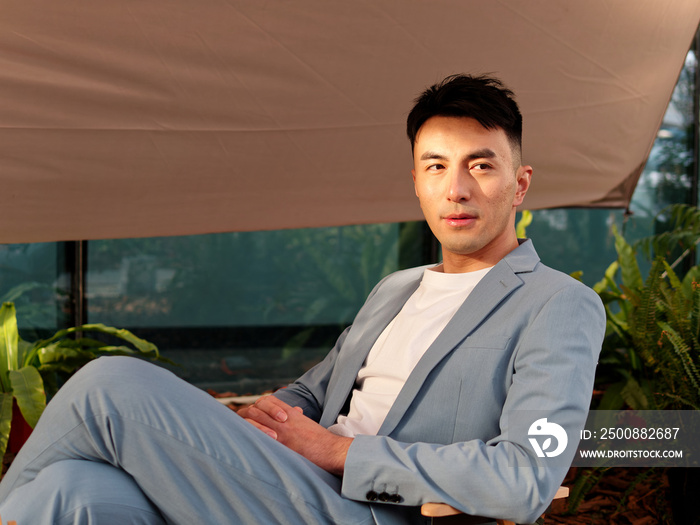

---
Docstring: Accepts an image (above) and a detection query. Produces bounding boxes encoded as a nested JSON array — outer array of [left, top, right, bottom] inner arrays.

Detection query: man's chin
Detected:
[[439, 243, 482, 258]]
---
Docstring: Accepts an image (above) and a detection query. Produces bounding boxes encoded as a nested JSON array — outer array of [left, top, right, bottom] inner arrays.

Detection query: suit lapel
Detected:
[[318, 267, 425, 427], [377, 241, 539, 436]]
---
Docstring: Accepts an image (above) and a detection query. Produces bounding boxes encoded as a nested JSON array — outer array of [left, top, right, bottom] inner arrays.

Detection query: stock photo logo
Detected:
[[528, 418, 568, 458]]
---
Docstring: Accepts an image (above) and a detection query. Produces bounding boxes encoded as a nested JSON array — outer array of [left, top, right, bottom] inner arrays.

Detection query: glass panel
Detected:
[[0, 242, 70, 340], [86, 221, 430, 393], [519, 208, 624, 287]]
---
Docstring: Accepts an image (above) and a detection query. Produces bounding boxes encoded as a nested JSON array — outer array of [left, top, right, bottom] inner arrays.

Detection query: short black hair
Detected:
[[406, 74, 523, 159]]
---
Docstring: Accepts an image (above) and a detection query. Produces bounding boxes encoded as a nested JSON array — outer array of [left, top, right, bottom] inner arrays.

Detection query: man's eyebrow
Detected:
[[419, 151, 448, 161], [465, 148, 497, 161], [418, 148, 498, 162]]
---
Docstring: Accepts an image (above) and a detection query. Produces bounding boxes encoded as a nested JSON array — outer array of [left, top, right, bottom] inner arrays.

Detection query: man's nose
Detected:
[[447, 169, 471, 202]]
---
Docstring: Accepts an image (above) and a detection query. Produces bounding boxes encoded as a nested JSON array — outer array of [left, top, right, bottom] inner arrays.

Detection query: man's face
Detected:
[[412, 116, 532, 272]]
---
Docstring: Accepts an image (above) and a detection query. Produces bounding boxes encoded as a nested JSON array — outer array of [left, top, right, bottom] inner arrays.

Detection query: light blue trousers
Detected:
[[0, 356, 378, 525]]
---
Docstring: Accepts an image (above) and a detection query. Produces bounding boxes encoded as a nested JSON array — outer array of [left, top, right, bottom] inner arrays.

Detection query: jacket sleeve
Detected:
[[340, 283, 605, 524]]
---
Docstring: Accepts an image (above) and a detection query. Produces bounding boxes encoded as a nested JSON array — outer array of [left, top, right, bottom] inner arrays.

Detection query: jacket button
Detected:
[[378, 492, 390, 502], [390, 494, 403, 503], [365, 491, 378, 502]]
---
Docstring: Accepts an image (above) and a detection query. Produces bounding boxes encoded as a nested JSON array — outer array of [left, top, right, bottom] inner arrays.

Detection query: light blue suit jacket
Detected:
[[275, 240, 605, 524]]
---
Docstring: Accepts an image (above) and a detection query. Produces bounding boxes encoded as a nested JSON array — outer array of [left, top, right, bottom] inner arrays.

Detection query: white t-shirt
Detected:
[[328, 265, 492, 437]]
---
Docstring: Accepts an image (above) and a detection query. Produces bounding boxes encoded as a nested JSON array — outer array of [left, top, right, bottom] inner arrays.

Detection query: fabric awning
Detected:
[[1, 0, 699, 243]]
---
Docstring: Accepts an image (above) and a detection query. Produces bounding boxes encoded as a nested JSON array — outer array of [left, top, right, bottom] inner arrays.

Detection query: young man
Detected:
[[0, 75, 605, 524]]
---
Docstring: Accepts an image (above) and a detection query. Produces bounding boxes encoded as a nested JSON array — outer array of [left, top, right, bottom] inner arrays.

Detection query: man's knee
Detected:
[[43, 356, 162, 421], [61, 356, 160, 395], [79, 355, 155, 378]]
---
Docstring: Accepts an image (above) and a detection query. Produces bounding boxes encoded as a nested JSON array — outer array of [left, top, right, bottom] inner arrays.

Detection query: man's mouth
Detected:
[[443, 213, 477, 227]]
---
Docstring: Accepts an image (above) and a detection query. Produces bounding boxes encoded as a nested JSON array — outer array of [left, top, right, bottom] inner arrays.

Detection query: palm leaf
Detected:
[[9, 367, 46, 428], [0, 303, 19, 392], [593, 261, 620, 295], [36, 343, 97, 370], [0, 392, 13, 459]]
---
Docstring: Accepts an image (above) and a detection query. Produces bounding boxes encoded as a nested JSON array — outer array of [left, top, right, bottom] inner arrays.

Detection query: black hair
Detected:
[[406, 74, 522, 157]]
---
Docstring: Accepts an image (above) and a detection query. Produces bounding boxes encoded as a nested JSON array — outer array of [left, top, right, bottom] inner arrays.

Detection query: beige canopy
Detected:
[[1, 1, 699, 243]]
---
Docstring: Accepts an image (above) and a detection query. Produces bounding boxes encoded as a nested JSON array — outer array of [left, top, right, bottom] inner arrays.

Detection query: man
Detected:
[[0, 74, 605, 524]]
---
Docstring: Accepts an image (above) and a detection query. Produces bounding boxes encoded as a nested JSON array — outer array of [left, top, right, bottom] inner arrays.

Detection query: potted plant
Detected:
[[0, 301, 170, 466]]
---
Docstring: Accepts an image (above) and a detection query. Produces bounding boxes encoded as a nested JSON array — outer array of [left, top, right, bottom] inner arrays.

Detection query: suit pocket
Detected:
[[450, 336, 513, 442], [386, 337, 512, 444]]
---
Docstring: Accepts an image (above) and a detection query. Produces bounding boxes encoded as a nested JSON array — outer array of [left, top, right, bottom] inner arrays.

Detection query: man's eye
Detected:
[[471, 163, 491, 171], [427, 164, 445, 171]]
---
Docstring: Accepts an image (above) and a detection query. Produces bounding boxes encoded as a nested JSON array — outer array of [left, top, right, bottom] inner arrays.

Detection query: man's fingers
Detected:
[[236, 405, 251, 418], [243, 417, 278, 440], [253, 396, 291, 422], [237, 396, 301, 440], [245, 405, 280, 427]]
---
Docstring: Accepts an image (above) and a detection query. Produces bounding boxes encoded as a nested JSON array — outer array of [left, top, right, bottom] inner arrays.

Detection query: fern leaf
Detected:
[[663, 260, 683, 290], [635, 204, 700, 261], [620, 377, 649, 410], [657, 392, 700, 410], [629, 261, 663, 364], [659, 322, 700, 400]]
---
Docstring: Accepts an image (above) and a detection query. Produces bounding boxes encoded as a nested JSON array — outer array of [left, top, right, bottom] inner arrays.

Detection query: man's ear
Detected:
[[412, 168, 418, 197], [514, 165, 533, 207]]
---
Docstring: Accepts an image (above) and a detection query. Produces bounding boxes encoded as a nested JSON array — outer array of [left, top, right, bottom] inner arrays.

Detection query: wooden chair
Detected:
[[421, 486, 569, 525]]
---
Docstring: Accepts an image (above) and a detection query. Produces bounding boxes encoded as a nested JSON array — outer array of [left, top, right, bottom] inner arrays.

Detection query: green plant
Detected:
[[516, 209, 532, 238], [0, 301, 170, 464], [568, 206, 700, 520], [594, 222, 700, 410], [636, 204, 700, 270]]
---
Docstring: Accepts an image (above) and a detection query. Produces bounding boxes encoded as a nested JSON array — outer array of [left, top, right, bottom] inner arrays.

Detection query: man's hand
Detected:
[[238, 396, 352, 476]]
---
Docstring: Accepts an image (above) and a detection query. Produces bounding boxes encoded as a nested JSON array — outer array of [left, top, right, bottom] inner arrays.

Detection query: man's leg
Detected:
[[0, 460, 166, 525], [0, 356, 375, 525]]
